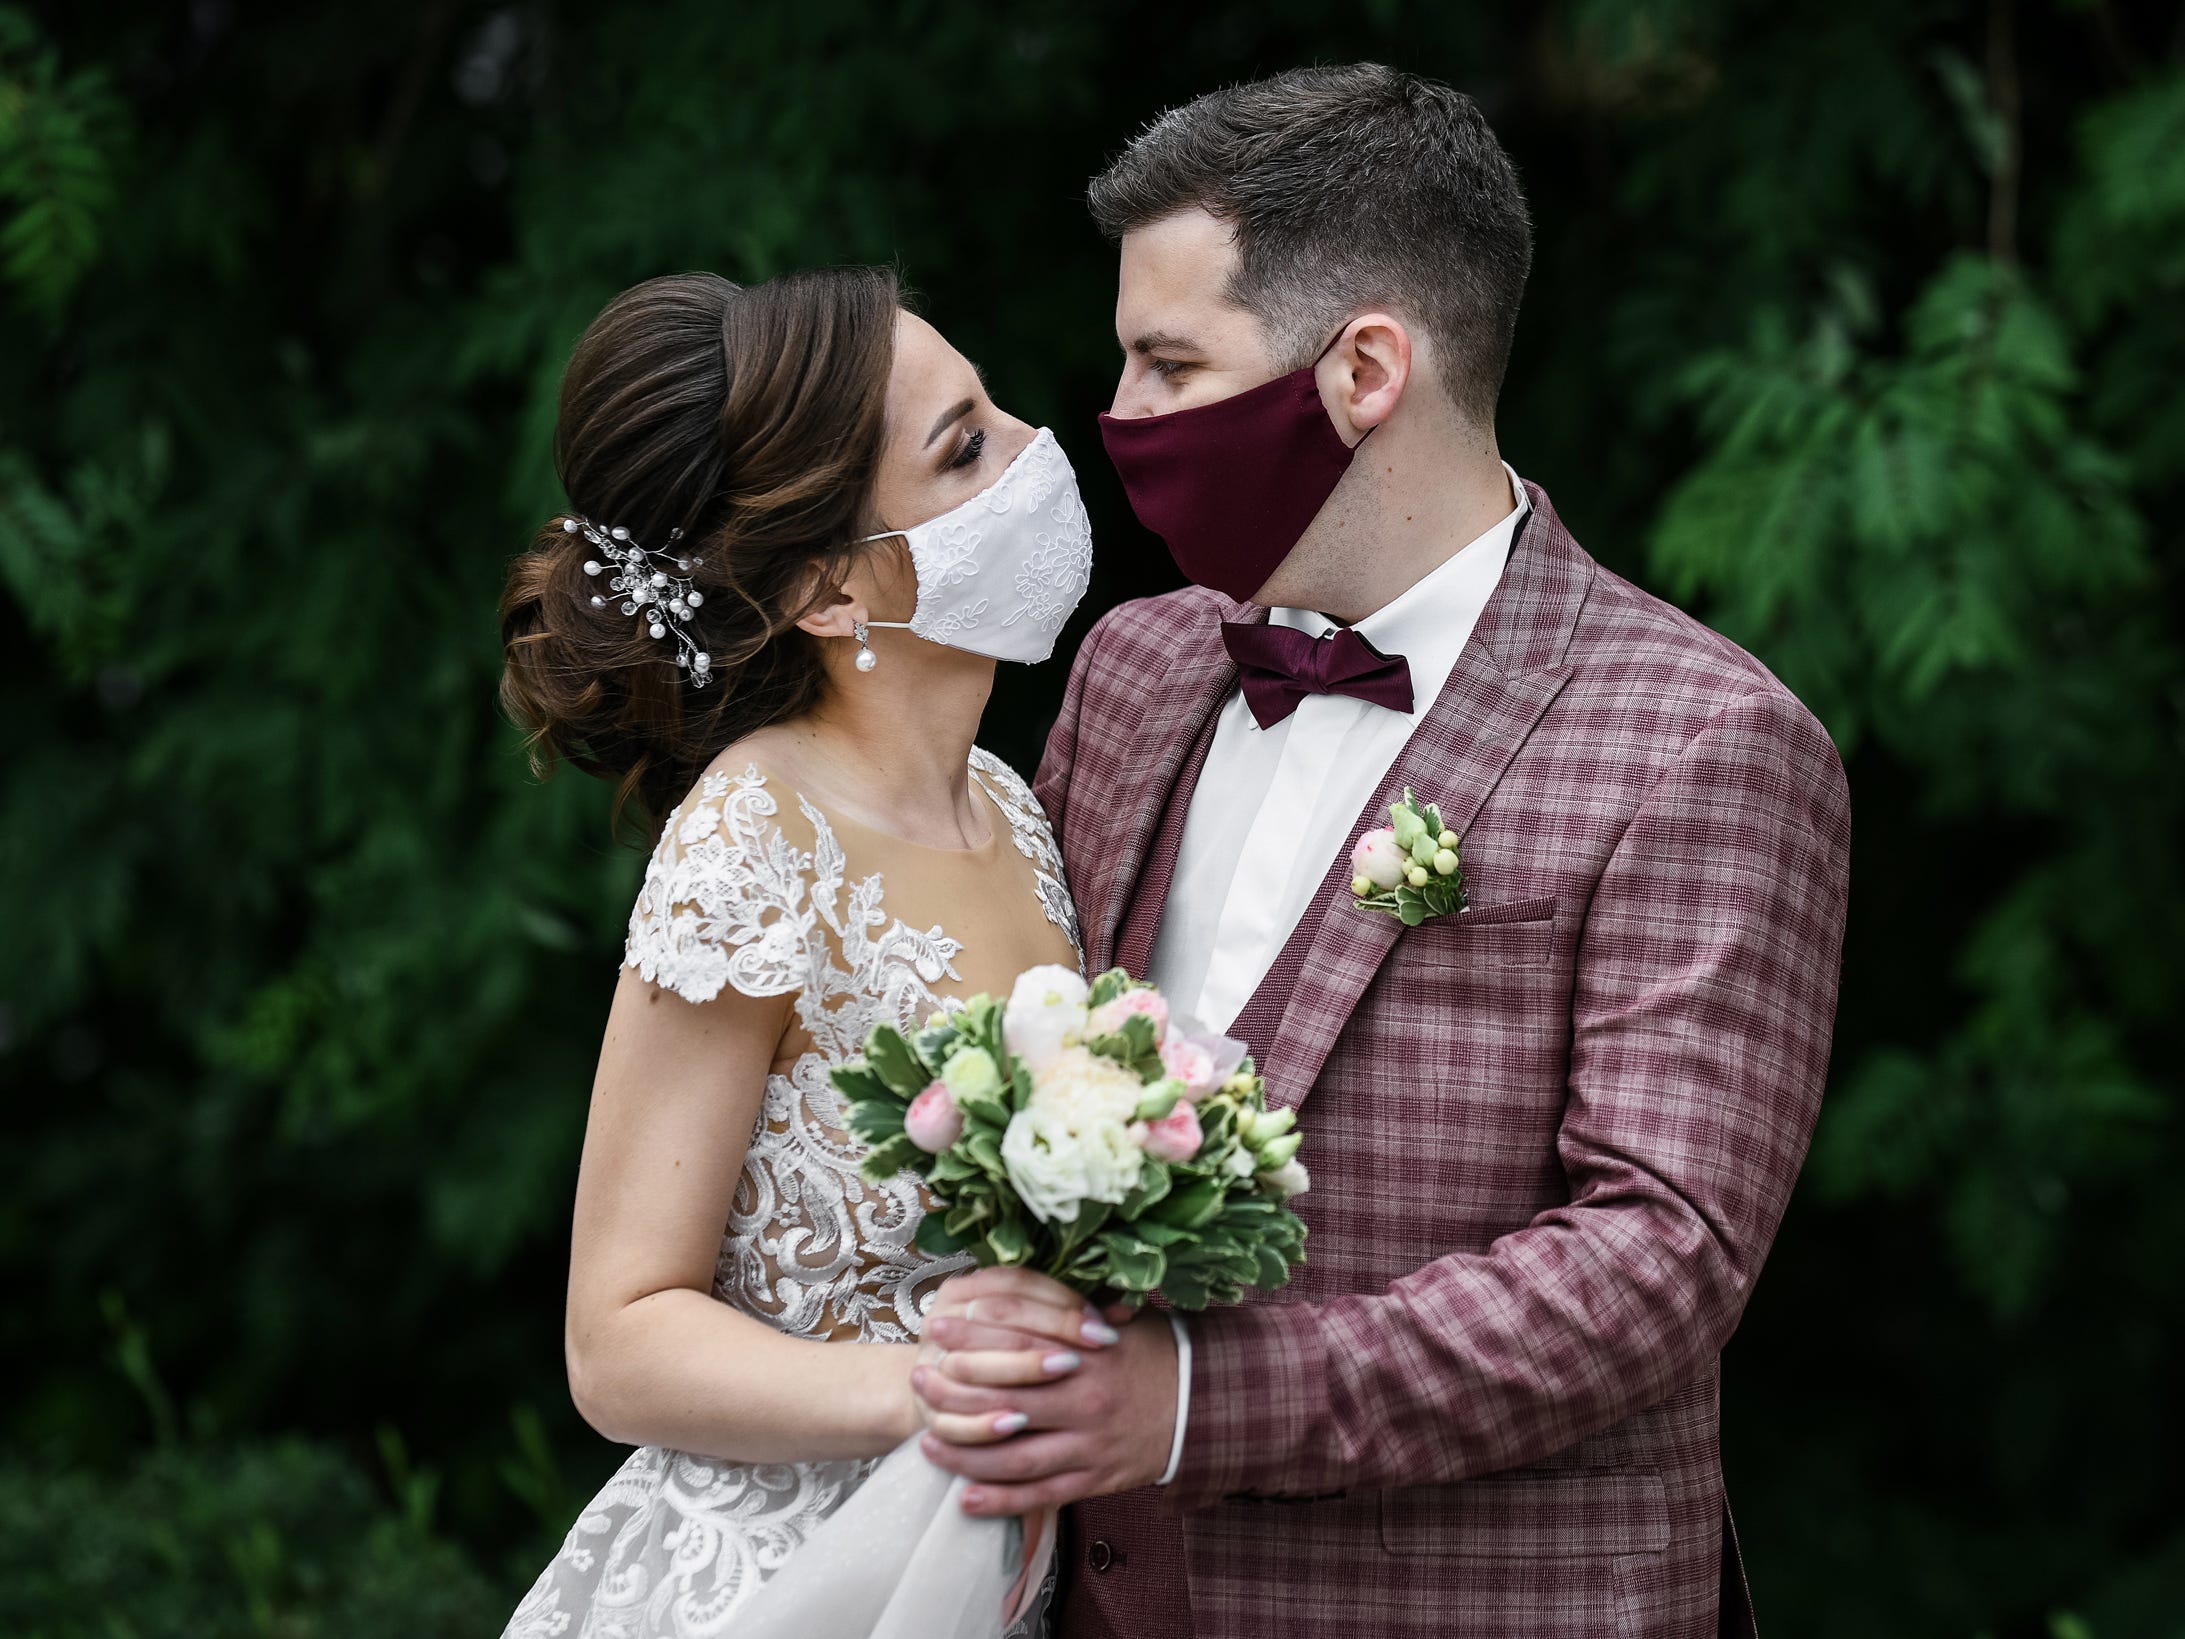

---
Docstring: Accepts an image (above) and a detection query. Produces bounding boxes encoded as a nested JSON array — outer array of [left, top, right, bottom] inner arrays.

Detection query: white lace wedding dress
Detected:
[[501, 748, 1079, 1639]]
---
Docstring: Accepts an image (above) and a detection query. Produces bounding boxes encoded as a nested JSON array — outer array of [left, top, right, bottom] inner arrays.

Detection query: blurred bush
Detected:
[[0, 1438, 506, 1637]]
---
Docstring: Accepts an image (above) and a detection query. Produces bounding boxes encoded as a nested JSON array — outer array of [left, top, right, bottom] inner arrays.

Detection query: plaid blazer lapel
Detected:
[[1084, 598, 1263, 973], [1261, 490, 1590, 1111]]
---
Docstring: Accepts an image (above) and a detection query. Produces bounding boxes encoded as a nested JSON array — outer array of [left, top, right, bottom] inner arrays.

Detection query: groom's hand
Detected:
[[913, 1299, 1177, 1517]]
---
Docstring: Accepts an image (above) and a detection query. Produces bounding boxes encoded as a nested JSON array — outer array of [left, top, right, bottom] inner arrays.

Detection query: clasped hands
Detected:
[[911, 1266, 1178, 1518]]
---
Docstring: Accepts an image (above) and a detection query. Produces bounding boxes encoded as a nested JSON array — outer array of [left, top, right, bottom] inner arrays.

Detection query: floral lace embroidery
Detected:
[[907, 429, 1092, 651], [970, 746, 1081, 966], [503, 752, 1073, 1639]]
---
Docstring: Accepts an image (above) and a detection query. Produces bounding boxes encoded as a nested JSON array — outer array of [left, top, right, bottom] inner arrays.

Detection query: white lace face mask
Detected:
[[858, 426, 1093, 665]]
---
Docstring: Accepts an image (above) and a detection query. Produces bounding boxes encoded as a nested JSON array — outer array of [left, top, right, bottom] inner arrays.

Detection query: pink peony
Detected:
[[1132, 1101, 1204, 1164], [905, 1081, 965, 1153], [1351, 826, 1408, 890], [1087, 987, 1169, 1045], [1158, 1035, 1218, 1100]]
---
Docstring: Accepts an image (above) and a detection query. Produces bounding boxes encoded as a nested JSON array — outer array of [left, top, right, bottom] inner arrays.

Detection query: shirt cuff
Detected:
[[1157, 1311, 1192, 1486]]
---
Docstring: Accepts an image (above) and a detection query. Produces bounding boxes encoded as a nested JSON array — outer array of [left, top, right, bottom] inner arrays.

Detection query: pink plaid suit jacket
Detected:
[[1033, 483, 1851, 1638]]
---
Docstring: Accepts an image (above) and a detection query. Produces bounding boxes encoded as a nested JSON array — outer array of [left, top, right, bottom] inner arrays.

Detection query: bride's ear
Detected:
[[795, 581, 866, 641], [791, 550, 871, 640], [795, 535, 915, 638]]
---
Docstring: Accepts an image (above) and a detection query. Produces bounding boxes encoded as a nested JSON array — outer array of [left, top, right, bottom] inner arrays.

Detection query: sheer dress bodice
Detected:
[[502, 747, 1079, 1639]]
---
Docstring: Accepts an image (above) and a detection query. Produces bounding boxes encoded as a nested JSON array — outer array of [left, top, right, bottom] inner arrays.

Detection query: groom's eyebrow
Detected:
[[924, 398, 975, 448], [1129, 329, 1198, 356]]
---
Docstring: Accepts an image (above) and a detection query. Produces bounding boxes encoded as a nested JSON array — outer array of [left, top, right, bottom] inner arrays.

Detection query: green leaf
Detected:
[[843, 1097, 905, 1144], [1096, 1233, 1166, 1292], [1160, 1268, 1211, 1310], [829, 1063, 893, 1105], [1053, 1200, 1111, 1261], [1154, 1178, 1226, 1230], [1391, 798, 1428, 850], [985, 1217, 1033, 1266], [929, 1150, 981, 1184], [1133, 1083, 1180, 1122], [944, 1200, 992, 1238], [914, 1020, 961, 1066], [1087, 968, 1134, 1008], [964, 1127, 1006, 1177], [1118, 1159, 1173, 1217], [865, 1028, 930, 1098], [916, 1212, 974, 1258], [857, 1134, 922, 1182]]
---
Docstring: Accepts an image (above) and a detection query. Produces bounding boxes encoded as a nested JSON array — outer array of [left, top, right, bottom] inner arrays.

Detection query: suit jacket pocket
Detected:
[[1378, 1466, 1668, 1559], [1411, 893, 1561, 970]]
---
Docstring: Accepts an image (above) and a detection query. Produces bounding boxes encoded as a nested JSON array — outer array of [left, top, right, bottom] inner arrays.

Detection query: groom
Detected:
[[919, 63, 1850, 1638]]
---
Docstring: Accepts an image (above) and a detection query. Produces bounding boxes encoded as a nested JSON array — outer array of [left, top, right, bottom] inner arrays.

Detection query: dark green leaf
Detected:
[[865, 1028, 931, 1098], [985, 1217, 1033, 1266], [916, 1212, 974, 1258]]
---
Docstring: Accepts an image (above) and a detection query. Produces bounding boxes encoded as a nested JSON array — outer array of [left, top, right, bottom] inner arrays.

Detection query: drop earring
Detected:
[[853, 621, 878, 672]]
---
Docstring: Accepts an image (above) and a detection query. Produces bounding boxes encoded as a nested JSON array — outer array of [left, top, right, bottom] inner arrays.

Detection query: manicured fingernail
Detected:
[[921, 1433, 942, 1458], [1042, 1350, 1082, 1374], [963, 1487, 986, 1512], [1081, 1319, 1121, 1345], [993, 1411, 1029, 1435], [911, 1366, 929, 1392]]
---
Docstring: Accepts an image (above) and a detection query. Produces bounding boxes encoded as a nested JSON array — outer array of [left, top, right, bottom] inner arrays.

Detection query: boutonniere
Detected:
[[1350, 789, 1467, 926]]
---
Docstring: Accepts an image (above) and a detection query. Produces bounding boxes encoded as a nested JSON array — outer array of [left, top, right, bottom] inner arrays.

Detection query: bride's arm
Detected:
[[564, 967, 910, 1461], [563, 967, 1096, 1463]]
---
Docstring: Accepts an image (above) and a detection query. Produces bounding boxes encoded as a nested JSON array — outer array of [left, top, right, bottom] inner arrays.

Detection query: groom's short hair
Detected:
[[1088, 63, 1532, 424]]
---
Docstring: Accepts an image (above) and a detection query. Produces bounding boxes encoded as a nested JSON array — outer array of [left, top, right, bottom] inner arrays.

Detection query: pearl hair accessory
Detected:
[[564, 515, 713, 686]]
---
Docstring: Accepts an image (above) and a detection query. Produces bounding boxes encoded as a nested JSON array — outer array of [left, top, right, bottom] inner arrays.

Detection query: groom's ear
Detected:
[[1322, 312, 1412, 436]]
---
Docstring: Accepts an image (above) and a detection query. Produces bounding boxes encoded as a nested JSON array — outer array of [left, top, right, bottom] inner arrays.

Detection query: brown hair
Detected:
[[500, 266, 899, 829], [1088, 64, 1532, 423]]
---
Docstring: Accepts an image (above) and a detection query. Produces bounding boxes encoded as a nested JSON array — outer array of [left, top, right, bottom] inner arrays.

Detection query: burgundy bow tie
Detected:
[[1220, 620, 1415, 729]]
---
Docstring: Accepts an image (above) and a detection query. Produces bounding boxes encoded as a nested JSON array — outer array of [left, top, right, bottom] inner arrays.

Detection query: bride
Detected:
[[495, 265, 1110, 1637]]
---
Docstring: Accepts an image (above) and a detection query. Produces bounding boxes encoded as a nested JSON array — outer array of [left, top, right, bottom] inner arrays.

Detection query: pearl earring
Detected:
[[853, 621, 878, 672]]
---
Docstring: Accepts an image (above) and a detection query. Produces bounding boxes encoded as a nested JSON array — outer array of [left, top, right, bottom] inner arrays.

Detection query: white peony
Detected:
[[1002, 965, 1090, 1071], [1029, 1045, 1146, 1130], [1002, 1105, 1145, 1224]]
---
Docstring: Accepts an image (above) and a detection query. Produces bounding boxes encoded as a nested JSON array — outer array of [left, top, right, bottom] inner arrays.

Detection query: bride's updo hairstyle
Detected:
[[500, 266, 898, 827]]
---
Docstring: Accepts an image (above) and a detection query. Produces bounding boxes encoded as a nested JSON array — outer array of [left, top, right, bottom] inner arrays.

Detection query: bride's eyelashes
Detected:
[[945, 426, 987, 472], [1147, 357, 1195, 382]]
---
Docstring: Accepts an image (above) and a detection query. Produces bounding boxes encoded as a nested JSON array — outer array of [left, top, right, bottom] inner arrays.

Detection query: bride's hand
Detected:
[[913, 1267, 1127, 1446]]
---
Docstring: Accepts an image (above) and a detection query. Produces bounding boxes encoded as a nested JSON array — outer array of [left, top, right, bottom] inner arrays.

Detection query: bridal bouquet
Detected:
[[835, 964, 1310, 1309], [728, 969, 1305, 1639]]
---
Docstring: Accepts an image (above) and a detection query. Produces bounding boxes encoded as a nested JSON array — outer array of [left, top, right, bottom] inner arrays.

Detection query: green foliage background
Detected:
[[2, 2, 2179, 1633]]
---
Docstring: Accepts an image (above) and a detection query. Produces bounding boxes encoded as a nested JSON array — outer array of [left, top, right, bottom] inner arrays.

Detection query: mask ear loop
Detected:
[[847, 527, 918, 665], [1311, 319, 1379, 450]]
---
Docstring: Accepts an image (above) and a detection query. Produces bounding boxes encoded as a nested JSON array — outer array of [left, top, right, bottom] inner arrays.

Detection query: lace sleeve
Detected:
[[970, 746, 1082, 965], [624, 765, 813, 1005]]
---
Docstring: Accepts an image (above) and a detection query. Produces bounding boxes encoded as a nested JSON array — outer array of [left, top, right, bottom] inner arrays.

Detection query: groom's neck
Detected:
[[1283, 413, 1514, 626]]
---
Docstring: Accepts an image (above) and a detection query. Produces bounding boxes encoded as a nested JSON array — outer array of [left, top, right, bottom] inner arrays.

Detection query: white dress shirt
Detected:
[[1149, 461, 1528, 1485], [1149, 463, 1529, 1033]]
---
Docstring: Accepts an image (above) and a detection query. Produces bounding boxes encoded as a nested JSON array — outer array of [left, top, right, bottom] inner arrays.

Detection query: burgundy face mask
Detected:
[[1098, 332, 1366, 604]]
